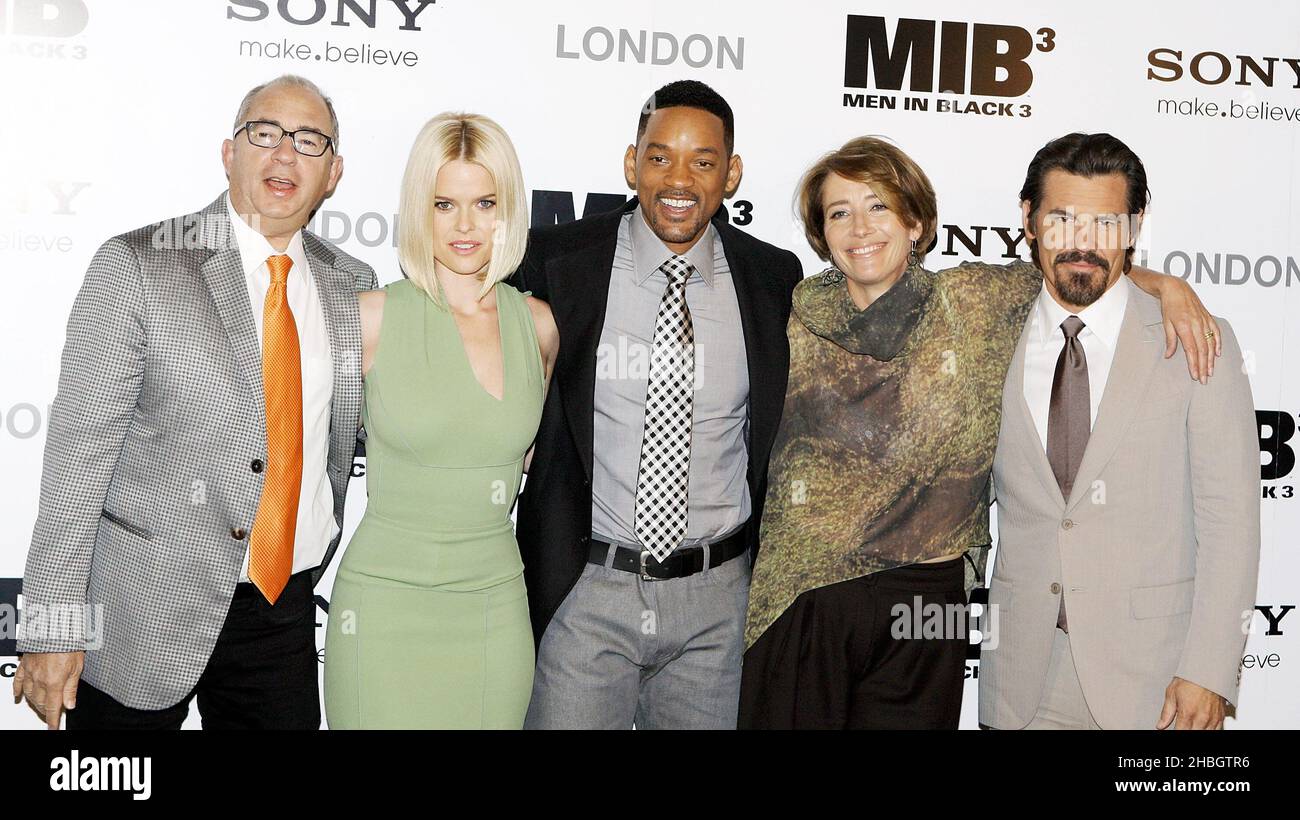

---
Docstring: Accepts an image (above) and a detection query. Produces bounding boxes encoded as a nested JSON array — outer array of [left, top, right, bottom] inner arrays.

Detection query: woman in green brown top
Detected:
[[737, 136, 1218, 729]]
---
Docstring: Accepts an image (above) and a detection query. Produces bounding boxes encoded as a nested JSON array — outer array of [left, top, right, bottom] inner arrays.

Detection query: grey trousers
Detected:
[[524, 545, 751, 729], [1024, 628, 1102, 730]]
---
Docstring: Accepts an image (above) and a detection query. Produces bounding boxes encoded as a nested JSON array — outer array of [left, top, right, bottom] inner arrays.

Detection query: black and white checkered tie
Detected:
[[633, 254, 696, 562]]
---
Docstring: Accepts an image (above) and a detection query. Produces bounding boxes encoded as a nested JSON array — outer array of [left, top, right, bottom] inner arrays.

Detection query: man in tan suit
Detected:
[[979, 132, 1260, 730]]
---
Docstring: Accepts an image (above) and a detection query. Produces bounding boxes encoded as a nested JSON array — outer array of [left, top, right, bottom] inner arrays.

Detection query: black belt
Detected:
[[587, 529, 748, 581]]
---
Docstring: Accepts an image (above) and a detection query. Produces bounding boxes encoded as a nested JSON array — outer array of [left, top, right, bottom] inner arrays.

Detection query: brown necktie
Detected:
[[248, 254, 303, 605], [1047, 315, 1088, 632]]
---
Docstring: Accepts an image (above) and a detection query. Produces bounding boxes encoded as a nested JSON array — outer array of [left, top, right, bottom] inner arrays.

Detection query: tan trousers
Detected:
[[1024, 628, 1103, 730]]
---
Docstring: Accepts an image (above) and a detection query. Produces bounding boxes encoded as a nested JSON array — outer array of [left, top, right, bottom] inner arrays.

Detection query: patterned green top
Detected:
[[744, 259, 1043, 650]]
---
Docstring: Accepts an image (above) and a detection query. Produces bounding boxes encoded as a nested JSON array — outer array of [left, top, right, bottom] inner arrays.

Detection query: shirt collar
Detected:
[[1034, 273, 1130, 350], [224, 191, 309, 284], [629, 203, 716, 288]]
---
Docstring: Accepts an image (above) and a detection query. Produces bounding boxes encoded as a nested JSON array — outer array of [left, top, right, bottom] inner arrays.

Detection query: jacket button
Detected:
[[251, 459, 264, 473], [1061, 519, 1074, 530], [231, 527, 247, 540], [1050, 582, 1061, 594]]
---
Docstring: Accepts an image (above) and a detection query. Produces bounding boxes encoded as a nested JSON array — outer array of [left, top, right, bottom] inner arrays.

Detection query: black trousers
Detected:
[[738, 556, 968, 729], [67, 569, 320, 730]]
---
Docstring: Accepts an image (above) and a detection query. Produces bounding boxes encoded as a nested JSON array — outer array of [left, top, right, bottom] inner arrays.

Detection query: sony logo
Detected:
[[226, 0, 436, 32], [1147, 48, 1300, 88]]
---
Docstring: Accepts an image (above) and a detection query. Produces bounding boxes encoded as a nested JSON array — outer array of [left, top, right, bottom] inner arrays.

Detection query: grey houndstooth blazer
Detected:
[[17, 193, 376, 710]]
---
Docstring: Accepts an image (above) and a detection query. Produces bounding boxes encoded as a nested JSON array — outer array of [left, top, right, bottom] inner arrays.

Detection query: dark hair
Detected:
[[1020, 132, 1150, 269], [636, 80, 734, 154]]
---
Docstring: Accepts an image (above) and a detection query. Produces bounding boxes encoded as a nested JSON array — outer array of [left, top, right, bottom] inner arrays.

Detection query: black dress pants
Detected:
[[739, 556, 968, 729], [66, 569, 320, 730]]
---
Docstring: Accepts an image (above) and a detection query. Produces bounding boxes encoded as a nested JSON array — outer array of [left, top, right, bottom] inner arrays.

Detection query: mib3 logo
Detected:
[[842, 16, 1055, 119], [297, 192, 756, 255], [227, 0, 436, 31], [964, 587, 991, 666], [530, 191, 754, 228], [1258, 410, 1295, 500], [0, 0, 87, 35], [0, 0, 89, 61]]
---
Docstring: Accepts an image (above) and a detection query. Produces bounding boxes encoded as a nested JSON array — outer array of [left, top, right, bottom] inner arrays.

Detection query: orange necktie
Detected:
[[248, 253, 303, 605]]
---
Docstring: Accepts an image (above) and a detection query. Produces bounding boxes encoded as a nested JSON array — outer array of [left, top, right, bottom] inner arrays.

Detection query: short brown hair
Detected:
[[796, 136, 937, 263]]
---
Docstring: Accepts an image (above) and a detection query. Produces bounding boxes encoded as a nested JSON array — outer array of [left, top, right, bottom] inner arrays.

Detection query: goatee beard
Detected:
[[1051, 249, 1111, 307]]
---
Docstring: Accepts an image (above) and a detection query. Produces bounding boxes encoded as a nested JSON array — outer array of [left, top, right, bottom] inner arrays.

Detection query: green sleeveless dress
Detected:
[[324, 278, 544, 729]]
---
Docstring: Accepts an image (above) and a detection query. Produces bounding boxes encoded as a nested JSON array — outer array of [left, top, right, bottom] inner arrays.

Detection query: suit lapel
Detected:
[[1064, 284, 1162, 513], [304, 232, 362, 477], [552, 203, 631, 480], [197, 196, 267, 428], [714, 219, 774, 479], [1006, 306, 1067, 509], [197, 193, 364, 478]]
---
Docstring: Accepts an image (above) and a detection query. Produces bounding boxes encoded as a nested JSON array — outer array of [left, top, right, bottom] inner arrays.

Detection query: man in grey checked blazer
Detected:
[[13, 75, 375, 729]]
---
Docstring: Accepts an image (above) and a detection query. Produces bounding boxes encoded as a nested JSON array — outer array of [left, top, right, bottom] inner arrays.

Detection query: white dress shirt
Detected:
[[1023, 275, 1132, 453], [225, 194, 337, 581]]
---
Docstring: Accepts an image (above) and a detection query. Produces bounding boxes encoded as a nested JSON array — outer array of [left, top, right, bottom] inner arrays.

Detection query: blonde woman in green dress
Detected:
[[324, 113, 558, 728]]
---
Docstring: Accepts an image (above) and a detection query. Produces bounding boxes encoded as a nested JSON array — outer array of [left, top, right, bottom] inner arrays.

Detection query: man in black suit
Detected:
[[511, 80, 802, 729]]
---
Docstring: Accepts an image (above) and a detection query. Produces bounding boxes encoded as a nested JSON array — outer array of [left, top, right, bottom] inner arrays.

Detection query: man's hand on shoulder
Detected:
[[1128, 265, 1221, 384]]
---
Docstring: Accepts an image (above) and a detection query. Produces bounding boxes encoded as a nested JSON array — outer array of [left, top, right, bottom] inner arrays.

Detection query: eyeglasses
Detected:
[[235, 121, 335, 157]]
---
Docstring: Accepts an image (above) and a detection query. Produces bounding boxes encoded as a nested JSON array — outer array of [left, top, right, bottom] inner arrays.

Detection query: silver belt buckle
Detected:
[[639, 549, 664, 581]]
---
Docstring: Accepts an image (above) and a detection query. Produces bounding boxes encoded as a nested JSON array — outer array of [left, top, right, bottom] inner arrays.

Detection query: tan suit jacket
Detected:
[[979, 281, 1260, 729]]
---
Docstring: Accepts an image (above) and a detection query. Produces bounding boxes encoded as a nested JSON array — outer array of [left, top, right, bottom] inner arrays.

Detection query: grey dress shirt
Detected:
[[590, 206, 751, 549]]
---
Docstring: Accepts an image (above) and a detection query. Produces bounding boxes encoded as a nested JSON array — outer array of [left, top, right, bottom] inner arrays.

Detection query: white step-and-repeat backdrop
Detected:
[[1, 0, 1295, 728]]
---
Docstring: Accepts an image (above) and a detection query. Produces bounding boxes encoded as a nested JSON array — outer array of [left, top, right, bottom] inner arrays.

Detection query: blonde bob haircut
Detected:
[[397, 112, 528, 305], [796, 135, 938, 264]]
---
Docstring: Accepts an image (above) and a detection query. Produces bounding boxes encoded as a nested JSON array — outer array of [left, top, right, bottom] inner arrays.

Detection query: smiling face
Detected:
[[430, 159, 497, 280], [221, 83, 342, 250], [623, 105, 742, 254], [821, 173, 921, 308], [1023, 169, 1139, 311]]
